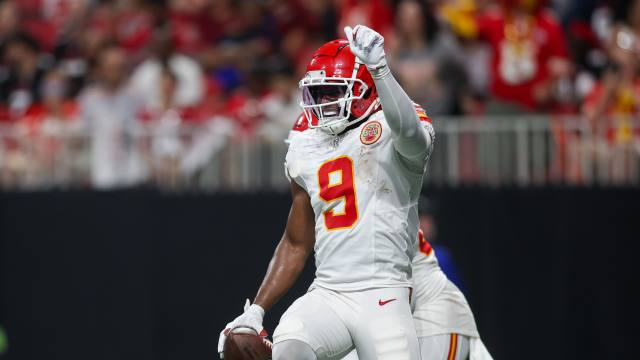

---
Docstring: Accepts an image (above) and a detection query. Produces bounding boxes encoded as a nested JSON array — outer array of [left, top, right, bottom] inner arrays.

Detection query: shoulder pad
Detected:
[[292, 113, 309, 132]]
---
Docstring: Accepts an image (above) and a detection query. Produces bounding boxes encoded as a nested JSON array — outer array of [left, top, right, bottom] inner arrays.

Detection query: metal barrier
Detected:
[[0, 115, 638, 190], [430, 116, 640, 187]]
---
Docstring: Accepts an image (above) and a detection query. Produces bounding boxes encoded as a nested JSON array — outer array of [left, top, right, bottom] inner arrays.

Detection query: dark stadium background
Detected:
[[1, 188, 638, 360], [1, 0, 640, 359]]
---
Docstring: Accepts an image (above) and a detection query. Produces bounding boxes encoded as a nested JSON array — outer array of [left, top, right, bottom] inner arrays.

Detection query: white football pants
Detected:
[[341, 333, 470, 360], [273, 286, 420, 360]]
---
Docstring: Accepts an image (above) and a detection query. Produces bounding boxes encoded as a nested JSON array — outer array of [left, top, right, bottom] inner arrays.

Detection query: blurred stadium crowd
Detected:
[[0, 0, 639, 188]]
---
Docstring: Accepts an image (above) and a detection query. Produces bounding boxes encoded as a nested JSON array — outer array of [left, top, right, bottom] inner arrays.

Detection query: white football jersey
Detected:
[[412, 230, 448, 302], [411, 231, 480, 338], [285, 109, 433, 291]]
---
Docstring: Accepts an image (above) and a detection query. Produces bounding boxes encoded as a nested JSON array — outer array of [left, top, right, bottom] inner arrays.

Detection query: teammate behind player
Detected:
[[410, 205, 488, 359], [218, 25, 434, 359], [339, 200, 493, 360], [401, 206, 494, 360]]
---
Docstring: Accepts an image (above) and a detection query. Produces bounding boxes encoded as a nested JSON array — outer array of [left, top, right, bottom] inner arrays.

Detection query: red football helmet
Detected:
[[299, 39, 379, 135]]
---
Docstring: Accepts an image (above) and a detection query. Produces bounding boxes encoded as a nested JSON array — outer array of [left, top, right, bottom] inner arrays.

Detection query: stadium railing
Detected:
[[0, 115, 638, 190]]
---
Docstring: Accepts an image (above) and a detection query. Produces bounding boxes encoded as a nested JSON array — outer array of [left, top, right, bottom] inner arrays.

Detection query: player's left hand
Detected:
[[217, 299, 267, 358], [344, 24, 387, 71]]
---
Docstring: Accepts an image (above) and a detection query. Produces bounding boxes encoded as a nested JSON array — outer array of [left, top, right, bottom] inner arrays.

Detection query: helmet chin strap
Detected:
[[323, 98, 380, 136]]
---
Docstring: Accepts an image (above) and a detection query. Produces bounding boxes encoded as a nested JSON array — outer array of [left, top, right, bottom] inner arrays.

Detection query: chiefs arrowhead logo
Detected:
[[360, 121, 382, 145]]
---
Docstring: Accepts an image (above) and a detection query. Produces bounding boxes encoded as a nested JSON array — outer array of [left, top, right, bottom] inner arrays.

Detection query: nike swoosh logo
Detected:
[[378, 298, 397, 306]]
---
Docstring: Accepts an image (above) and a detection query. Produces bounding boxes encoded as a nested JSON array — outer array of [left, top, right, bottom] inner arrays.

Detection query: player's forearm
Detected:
[[253, 237, 310, 312], [370, 67, 430, 161], [344, 25, 431, 160]]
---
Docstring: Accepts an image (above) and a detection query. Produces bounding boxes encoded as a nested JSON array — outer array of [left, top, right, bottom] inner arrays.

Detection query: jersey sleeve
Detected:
[[371, 67, 431, 171], [414, 102, 435, 160], [285, 113, 310, 189], [414, 102, 430, 123], [286, 113, 309, 144], [284, 143, 307, 191]]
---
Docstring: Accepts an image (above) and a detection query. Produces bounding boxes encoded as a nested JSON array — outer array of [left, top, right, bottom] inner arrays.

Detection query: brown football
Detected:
[[223, 328, 272, 360]]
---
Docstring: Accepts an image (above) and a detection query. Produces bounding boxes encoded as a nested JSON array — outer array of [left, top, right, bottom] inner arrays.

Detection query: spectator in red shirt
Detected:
[[446, 0, 572, 113], [224, 64, 271, 134], [484, 0, 572, 112], [22, 68, 78, 127]]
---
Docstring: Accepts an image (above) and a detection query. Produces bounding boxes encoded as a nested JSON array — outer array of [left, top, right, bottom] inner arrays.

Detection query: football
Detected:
[[223, 328, 272, 360]]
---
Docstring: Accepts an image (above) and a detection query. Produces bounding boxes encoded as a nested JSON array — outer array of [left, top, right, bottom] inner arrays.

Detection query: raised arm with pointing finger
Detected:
[[344, 25, 434, 171]]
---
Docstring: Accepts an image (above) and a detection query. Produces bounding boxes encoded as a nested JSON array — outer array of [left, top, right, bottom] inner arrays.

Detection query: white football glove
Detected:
[[217, 299, 266, 358], [344, 25, 387, 71]]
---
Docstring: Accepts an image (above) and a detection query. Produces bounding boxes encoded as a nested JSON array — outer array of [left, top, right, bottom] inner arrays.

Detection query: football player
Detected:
[[219, 25, 434, 359], [405, 228, 493, 360], [289, 114, 493, 360], [342, 227, 494, 360]]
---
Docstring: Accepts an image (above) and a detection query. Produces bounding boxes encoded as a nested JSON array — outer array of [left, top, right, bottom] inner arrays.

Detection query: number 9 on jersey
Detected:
[[317, 156, 359, 230]]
